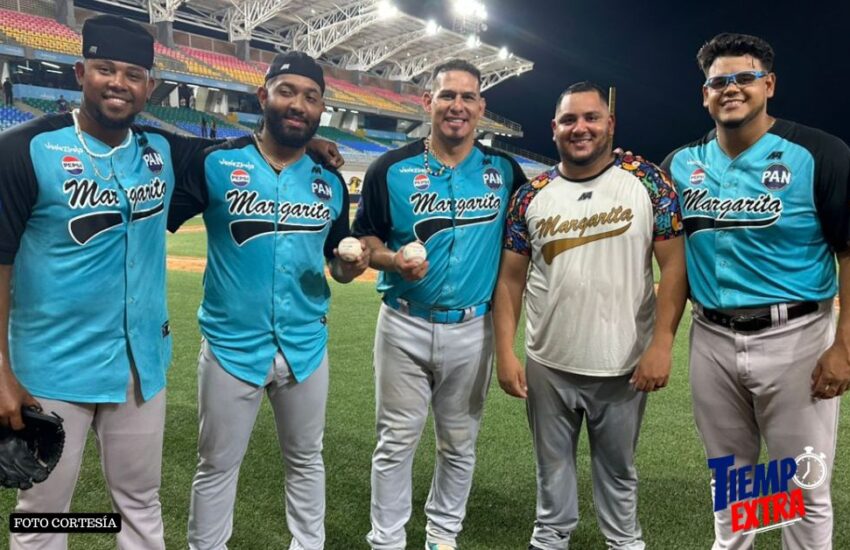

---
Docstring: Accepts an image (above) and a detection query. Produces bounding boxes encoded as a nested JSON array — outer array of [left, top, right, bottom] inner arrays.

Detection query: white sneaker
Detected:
[[426, 543, 456, 550]]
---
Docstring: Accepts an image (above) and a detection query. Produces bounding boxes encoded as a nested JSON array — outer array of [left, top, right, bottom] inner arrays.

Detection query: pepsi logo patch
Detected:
[[62, 155, 84, 175], [689, 168, 705, 185], [142, 147, 164, 174], [483, 167, 503, 189], [230, 169, 250, 187], [762, 164, 791, 190], [312, 179, 332, 201], [413, 173, 430, 190]]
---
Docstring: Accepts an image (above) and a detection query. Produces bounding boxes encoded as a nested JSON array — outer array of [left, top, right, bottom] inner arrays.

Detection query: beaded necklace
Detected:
[[423, 137, 453, 177]]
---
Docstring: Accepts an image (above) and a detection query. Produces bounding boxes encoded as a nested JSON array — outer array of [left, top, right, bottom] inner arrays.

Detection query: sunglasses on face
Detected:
[[703, 70, 768, 91]]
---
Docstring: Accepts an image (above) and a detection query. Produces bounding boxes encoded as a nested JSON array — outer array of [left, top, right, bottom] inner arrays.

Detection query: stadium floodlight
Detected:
[[466, 34, 481, 49], [498, 47, 508, 59], [426, 20, 439, 35], [377, 0, 399, 19], [453, 0, 488, 20]]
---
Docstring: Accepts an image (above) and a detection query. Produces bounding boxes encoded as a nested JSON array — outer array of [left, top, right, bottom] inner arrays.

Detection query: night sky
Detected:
[[398, 0, 850, 165]]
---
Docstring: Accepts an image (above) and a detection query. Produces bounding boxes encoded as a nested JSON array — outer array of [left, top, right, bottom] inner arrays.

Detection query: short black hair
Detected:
[[431, 59, 481, 90], [696, 33, 775, 74], [555, 81, 608, 113]]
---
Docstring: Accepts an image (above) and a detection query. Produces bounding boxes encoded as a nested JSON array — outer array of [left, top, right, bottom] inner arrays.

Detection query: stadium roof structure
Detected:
[[98, 0, 534, 91]]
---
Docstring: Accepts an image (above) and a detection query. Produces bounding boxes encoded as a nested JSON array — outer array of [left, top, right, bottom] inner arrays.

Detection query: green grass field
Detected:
[[1, 227, 848, 549]]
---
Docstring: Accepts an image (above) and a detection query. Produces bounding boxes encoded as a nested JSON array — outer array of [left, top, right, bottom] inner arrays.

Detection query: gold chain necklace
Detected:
[[253, 133, 290, 172]]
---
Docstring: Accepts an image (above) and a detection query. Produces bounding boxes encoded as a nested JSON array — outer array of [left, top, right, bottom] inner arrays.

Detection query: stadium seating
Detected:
[[0, 105, 34, 130], [317, 126, 389, 155], [0, 9, 80, 56], [179, 46, 264, 87], [145, 104, 249, 138], [325, 77, 417, 115], [155, 43, 223, 80]]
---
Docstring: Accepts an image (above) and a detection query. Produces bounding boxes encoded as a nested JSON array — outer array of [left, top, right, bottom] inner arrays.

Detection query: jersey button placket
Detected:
[[714, 164, 736, 304]]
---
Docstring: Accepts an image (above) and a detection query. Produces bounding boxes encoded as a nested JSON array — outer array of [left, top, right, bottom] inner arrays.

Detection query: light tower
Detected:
[[451, 0, 488, 40]]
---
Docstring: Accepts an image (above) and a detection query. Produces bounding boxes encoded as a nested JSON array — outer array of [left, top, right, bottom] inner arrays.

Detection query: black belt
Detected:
[[700, 301, 818, 332]]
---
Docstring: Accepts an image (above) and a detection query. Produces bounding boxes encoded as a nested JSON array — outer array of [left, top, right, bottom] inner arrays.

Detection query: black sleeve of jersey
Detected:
[[0, 122, 45, 264], [507, 154, 528, 195], [138, 125, 216, 184], [351, 155, 392, 241], [167, 147, 209, 232], [324, 168, 351, 261], [785, 123, 850, 252], [812, 137, 850, 252]]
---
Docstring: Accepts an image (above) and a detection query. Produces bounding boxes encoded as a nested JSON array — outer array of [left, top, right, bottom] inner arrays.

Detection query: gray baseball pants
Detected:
[[188, 340, 328, 550], [11, 370, 166, 550], [525, 357, 647, 550], [690, 301, 840, 550], [367, 304, 493, 550]]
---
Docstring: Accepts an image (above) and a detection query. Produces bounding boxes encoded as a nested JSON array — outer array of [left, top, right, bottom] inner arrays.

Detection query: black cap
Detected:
[[265, 51, 325, 94], [82, 15, 154, 70]]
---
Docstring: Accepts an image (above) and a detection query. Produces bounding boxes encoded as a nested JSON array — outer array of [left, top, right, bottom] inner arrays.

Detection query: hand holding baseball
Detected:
[[333, 237, 370, 281], [394, 242, 429, 281]]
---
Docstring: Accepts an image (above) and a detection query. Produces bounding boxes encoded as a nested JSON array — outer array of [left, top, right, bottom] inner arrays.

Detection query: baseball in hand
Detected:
[[402, 242, 427, 264], [338, 237, 363, 262]]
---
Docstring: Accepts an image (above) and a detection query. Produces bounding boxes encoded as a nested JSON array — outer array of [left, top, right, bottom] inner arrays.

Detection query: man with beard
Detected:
[[0, 14, 202, 549], [352, 59, 527, 550], [662, 33, 850, 549], [168, 51, 368, 550], [0, 16, 342, 549], [492, 81, 687, 550]]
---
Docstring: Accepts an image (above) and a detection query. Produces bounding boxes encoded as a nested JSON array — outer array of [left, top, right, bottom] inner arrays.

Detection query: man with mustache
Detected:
[[352, 58, 527, 550], [0, 16, 341, 549], [662, 33, 850, 549], [168, 51, 368, 550], [492, 81, 687, 550]]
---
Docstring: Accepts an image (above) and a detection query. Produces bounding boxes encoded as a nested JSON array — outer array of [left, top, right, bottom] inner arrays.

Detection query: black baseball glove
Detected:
[[0, 407, 65, 490]]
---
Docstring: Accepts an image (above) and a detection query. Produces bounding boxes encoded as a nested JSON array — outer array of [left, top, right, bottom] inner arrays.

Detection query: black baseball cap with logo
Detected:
[[82, 14, 154, 70], [264, 51, 325, 94]]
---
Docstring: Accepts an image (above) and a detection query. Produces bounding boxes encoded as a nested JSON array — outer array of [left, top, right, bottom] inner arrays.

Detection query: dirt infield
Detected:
[[167, 255, 379, 282]]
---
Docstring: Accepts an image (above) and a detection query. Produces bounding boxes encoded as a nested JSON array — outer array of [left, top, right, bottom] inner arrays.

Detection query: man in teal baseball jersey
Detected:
[[352, 59, 527, 550], [662, 33, 850, 549], [168, 51, 368, 550], [0, 15, 204, 549]]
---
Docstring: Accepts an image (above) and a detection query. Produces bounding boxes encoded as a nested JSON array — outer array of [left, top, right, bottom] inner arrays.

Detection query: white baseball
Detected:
[[338, 237, 363, 262], [402, 241, 427, 264]]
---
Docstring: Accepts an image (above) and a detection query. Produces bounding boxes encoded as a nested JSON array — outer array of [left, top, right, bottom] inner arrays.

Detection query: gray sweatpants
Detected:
[[367, 304, 493, 550], [188, 340, 329, 550], [12, 371, 166, 550], [690, 302, 839, 550], [526, 357, 647, 550]]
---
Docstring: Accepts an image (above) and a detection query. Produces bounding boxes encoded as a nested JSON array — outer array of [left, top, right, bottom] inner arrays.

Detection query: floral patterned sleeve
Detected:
[[504, 170, 553, 255], [618, 154, 683, 241]]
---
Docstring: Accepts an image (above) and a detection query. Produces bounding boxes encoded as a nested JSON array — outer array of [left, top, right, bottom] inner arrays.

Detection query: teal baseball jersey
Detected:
[[662, 119, 850, 309], [0, 114, 200, 402], [168, 136, 350, 385], [352, 139, 527, 308]]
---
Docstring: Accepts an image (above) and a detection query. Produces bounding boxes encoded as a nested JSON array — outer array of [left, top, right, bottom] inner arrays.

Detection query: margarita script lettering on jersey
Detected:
[[708, 455, 806, 534], [534, 206, 634, 239], [63, 178, 168, 209], [681, 188, 782, 218], [225, 189, 331, 222], [409, 192, 501, 216], [533, 206, 634, 264]]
